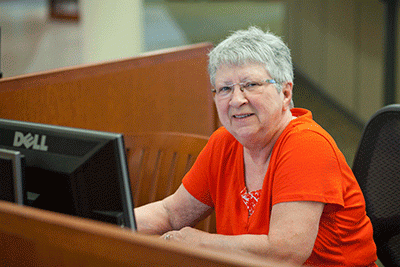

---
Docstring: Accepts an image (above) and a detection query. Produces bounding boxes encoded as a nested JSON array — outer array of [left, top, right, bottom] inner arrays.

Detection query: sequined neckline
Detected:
[[240, 187, 262, 217]]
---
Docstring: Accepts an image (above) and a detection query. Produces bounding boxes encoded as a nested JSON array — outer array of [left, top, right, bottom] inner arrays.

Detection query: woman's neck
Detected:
[[242, 110, 296, 192], [243, 148, 271, 192]]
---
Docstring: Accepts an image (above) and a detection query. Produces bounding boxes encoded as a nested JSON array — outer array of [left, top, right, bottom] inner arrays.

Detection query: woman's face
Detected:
[[213, 63, 293, 148]]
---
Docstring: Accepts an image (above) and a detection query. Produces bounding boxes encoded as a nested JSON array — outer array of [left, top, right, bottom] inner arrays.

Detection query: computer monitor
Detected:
[[0, 148, 25, 205], [0, 118, 136, 230]]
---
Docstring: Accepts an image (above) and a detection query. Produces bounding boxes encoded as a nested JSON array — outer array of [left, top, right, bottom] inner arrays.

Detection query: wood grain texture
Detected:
[[0, 43, 217, 136]]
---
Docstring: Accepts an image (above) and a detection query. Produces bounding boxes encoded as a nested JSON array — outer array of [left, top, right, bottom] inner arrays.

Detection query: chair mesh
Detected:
[[387, 234, 400, 266], [353, 107, 400, 267], [365, 120, 400, 218]]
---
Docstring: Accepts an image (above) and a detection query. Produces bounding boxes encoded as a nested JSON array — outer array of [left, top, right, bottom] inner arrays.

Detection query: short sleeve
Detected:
[[271, 128, 345, 207], [182, 143, 214, 207], [181, 129, 231, 207]]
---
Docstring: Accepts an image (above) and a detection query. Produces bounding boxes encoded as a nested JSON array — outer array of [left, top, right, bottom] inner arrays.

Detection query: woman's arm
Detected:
[[136, 182, 324, 265], [134, 184, 213, 235], [162, 201, 324, 266]]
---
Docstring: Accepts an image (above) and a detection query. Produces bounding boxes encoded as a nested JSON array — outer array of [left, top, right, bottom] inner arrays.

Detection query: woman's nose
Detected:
[[229, 85, 248, 107]]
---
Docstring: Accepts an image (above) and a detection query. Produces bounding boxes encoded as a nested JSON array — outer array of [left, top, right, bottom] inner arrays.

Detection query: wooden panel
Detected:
[[325, 0, 357, 111], [298, 0, 326, 88], [358, 1, 385, 122], [0, 201, 274, 267], [124, 132, 216, 233], [0, 43, 217, 136], [286, 0, 391, 124], [49, 0, 79, 21]]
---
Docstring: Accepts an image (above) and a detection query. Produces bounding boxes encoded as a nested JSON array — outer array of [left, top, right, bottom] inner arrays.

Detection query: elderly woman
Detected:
[[135, 27, 377, 266]]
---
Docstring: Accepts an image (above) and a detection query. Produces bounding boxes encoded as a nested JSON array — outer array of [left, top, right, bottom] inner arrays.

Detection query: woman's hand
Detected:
[[135, 185, 213, 235], [161, 227, 209, 246], [160, 201, 324, 267]]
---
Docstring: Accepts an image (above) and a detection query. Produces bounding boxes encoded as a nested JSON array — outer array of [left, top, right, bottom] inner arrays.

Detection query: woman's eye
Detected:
[[244, 82, 258, 88], [219, 86, 232, 93]]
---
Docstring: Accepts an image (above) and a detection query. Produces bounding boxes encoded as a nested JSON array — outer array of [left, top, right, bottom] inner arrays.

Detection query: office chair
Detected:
[[124, 131, 216, 233], [352, 104, 400, 267]]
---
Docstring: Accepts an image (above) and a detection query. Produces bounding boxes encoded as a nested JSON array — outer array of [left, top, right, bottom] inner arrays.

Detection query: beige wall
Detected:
[[80, 0, 144, 63], [285, 0, 392, 123]]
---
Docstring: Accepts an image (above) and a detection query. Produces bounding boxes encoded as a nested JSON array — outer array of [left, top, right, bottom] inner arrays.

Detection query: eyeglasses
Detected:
[[211, 79, 277, 99]]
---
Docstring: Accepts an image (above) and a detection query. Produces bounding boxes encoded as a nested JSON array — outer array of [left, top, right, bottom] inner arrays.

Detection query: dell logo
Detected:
[[13, 131, 49, 151]]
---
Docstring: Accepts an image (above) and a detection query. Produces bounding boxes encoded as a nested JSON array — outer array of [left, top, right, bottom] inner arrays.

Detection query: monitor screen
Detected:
[[0, 118, 136, 230], [0, 148, 25, 205]]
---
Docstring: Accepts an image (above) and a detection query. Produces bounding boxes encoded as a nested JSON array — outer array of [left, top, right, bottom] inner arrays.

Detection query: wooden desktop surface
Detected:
[[0, 201, 276, 267]]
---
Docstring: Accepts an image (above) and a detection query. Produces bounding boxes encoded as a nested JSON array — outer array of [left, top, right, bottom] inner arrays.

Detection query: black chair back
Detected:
[[352, 104, 400, 267]]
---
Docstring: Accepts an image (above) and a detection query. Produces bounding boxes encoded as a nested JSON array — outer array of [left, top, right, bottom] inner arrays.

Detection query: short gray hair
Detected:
[[208, 27, 294, 107]]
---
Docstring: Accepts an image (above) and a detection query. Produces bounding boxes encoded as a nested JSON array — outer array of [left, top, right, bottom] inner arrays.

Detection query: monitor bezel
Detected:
[[0, 118, 136, 230], [0, 148, 24, 205]]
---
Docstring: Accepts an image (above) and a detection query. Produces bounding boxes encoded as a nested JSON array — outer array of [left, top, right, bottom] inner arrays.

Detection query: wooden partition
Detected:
[[124, 132, 216, 233], [0, 43, 217, 136], [0, 44, 223, 257], [0, 201, 275, 267]]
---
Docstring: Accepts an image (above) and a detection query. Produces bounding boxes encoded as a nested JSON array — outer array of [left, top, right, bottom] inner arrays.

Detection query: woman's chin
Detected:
[[230, 128, 260, 144]]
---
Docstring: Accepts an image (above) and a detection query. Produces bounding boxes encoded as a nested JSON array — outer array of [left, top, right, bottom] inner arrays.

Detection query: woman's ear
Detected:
[[281, 82, 293, 111]]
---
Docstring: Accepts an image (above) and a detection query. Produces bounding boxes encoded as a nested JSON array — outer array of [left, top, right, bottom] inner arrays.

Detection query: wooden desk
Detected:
[[0, 201, 274, 267]]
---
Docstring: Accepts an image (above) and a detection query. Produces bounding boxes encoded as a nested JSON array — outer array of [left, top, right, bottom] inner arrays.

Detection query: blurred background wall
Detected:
[[285, 0, 397, 125], [0, 0, 399, 134]]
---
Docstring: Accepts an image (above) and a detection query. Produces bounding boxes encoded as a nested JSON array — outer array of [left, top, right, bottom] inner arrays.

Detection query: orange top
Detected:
[[183, 108, 377, 266]]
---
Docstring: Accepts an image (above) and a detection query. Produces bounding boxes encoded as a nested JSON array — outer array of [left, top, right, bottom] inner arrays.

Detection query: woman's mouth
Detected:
[[233, 113, 253, 119]]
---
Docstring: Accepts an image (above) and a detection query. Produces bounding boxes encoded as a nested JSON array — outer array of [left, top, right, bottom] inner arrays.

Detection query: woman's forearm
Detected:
[[161, 227, 309, 266], [134, 200, 172, 235]]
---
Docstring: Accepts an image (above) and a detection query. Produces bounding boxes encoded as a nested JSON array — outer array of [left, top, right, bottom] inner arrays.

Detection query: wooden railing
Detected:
[[0, 43, 217, 136]]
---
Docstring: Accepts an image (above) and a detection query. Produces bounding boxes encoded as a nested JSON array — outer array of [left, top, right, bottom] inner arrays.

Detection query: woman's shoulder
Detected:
[[210, 127, 235, 140], [209, 127, 240, 149], [287, 108, 332, 139]]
